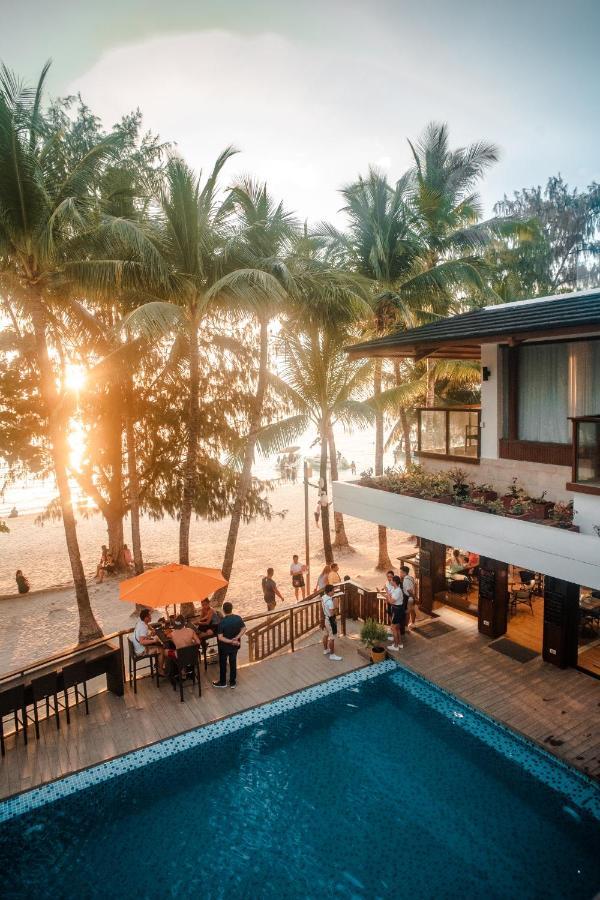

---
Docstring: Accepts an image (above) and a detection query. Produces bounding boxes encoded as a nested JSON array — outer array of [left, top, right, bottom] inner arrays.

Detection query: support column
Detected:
[[543, 577, 579, 668], [418, 538, 446, 615], [478, 556, 508, 638]]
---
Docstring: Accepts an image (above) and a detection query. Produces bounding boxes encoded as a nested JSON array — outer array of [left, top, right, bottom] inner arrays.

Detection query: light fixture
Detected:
[[482, 366, 491, 382]]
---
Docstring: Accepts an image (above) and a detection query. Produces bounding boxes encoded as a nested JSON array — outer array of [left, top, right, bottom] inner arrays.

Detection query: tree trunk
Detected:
[[374, 358, 392, 570], [400, 406, 412, 467], [30, 295, 102, 643], [124, 375, 144, 575], [327, 422, 351, 550], [394, 360, 412, 468], [215, 318, 270, 604], [105, 380, 126, 570], [179, 310, 200, 567], [106, 511, 124, 563], [319, 420, 334, 564]]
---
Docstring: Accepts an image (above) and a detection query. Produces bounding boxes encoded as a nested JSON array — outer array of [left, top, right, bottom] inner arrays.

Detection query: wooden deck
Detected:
[[0, 634, 364, 801], [400, 606, 600, 780], [1, 608, 599, 801]]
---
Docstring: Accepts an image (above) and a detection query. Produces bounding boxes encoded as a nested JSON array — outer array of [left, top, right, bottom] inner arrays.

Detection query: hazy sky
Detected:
[[1, 0, 598, 222]]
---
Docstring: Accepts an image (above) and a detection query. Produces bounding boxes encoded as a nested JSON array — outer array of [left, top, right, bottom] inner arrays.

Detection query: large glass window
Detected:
[[573, 418, 600, 487], [418, 408, 480, 460]]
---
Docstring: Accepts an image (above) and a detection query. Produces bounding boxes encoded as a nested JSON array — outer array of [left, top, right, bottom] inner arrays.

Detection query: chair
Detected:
[[128, 636, 160, 694], [510, 588, 533, 616], [170, 645, 201, 702], [62, 660, 89, 724], [0, 684, 27, 757], [30, 672, 60, 739], [449, 578, 470, 595]]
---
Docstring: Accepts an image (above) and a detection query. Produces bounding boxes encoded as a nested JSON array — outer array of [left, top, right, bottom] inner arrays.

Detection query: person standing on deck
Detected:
[[380, 570, 396, 641], [327, 562, 341, 587], [401, 565, 417, 630], [213, 602, 246, 690], [290, 555, 307, 602], [321, 585, 342, 661], [389, 575, 405, 651], [262, 567, 284, 611]]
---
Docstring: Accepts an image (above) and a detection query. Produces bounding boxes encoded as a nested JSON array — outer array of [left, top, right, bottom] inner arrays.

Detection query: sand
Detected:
[[0, 475, 413, 673]]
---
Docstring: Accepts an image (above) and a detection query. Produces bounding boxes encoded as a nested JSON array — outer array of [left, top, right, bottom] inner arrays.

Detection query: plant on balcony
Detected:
[[360, 618, 389, 662], [506, 498, 534, 519], [447, 467, 469, 501], [527, 491, 554, 520], [550, 501, 578, 531], [486, 499, 506, 515], [471, 482, 498, 502], [502, 476, 527, 510]]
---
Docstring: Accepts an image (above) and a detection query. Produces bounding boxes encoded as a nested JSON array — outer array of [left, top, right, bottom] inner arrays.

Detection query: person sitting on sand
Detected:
[[121, 544, 134, 570], [95, 545, 108, 582], [15, 569, 30, 594]]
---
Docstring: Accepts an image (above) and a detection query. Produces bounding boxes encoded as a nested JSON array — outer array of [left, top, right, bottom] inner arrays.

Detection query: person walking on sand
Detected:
[[290, 555, 307, 602], [321, 585, 342, 661], [213, 601, 246, 689], [401, 565, 417, 630], [314, 499, 321, 527], [389, 575, 406, 651], [262, 567, 284, 611]]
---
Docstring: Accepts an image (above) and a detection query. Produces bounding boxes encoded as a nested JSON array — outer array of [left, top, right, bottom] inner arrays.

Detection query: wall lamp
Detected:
[[482, 366, 491, 381]]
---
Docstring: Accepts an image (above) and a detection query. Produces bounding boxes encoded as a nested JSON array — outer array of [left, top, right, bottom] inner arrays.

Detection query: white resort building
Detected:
[[335, 288, 600, 678]]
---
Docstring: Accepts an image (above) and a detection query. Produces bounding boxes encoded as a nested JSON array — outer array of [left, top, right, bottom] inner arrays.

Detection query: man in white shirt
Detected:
[[290, 554, 307, 601], [381, 569, 396, 642], [321, 585, 342, 661], [131, 608, 163, 671], [400, 565, 417, 630]]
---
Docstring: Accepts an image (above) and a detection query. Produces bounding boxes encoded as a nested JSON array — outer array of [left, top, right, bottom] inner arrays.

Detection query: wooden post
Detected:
[[340, 592, 347, 636], [478, 556, 508, 638], [290, 607, 295, 652], [118, 632, 127, 686], [418, 538, 446, 614], [543, 577, 579, 667]]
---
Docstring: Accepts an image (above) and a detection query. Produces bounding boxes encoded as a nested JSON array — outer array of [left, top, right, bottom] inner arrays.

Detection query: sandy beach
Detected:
[[0, 475, 413, 673]]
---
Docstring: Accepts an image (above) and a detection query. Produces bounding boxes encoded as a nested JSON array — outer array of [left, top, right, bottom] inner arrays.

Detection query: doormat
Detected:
[[489, 638, 539, 663], [413, 621, 456, 639]]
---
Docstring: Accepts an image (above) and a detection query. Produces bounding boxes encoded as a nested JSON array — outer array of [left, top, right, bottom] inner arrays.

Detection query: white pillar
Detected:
[[480, 343, 500, 460]]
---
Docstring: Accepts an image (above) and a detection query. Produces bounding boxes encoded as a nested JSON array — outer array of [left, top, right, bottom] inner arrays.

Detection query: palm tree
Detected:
[[138, 155, 287, 582], [215, 179, 298, 601], [324, 125, 499, 567], [257, 326, 373, 564], [0, 64, 167, 641]]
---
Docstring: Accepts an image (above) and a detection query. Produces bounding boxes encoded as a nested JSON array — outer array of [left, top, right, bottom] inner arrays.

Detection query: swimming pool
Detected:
[[1, 662, 599, 899]]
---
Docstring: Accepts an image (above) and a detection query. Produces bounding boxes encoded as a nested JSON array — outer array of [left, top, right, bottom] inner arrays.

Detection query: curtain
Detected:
[[569, 341, 600, 417], [518, 344, 569, 443]]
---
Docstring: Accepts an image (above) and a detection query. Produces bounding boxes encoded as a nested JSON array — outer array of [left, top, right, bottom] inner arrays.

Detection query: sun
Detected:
[[64, 363, 87, 393]]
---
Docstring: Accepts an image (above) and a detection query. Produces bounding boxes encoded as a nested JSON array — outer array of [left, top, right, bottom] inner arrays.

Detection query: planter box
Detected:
[[472, 489, 498, 502]]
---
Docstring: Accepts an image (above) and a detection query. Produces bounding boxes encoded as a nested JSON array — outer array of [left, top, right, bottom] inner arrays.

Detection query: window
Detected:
[[417, 407, 480, 461], [503, 339, 600, 446]]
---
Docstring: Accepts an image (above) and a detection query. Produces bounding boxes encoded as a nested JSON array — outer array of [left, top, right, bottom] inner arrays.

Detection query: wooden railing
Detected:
[[245, 587, 346, 663]]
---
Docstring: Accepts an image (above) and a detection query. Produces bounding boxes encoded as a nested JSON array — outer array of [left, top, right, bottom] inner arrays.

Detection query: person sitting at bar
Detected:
[[169, 615, 200, 650], [449, 549, 467, 575], [196, 597, 221, 639], [464, 551, 480, 575]]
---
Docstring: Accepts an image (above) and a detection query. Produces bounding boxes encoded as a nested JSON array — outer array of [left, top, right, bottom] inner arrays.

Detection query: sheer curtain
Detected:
[[518, 344, 569, 443], [569, 341, 600, 417]]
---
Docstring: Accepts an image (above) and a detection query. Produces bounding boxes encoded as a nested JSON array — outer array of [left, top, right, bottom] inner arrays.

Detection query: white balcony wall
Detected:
[[333, 480, 600, 590]]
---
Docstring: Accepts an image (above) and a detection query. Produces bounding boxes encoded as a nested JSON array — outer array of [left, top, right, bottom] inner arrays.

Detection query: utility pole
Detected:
[[304, 459, 310, 593]]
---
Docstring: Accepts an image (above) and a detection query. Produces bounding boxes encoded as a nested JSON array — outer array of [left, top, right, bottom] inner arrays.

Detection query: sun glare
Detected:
[[68, 420, 86, 473], [64, 364, 87, 393]]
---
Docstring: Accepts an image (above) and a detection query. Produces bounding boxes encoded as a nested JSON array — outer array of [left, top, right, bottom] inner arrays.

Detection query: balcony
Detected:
[[332, 479, 600, 592], [417, 406, 480, 464], [568, 416, 600, 495]]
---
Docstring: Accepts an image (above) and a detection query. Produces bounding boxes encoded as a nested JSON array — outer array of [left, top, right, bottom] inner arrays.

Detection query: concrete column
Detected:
[[480, 343, 500, 460]]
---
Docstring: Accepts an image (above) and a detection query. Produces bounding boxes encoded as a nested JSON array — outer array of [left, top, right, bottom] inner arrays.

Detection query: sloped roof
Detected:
[[347, 288, 600, 360]]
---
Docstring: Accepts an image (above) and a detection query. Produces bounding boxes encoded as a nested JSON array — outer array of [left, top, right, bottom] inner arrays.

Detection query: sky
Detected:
[[0, 0, 598, 223]]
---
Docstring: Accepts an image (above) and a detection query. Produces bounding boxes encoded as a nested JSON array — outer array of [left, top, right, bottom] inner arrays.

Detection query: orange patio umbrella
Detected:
[[119, 563, 228, 610]]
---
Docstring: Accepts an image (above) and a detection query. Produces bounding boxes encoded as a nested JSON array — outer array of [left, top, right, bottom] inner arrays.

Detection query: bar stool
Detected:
[[0, 684, 27, 757], [128, 636, 160, 693], [62, 660, 89, 724], [30, 672, 61, 739]]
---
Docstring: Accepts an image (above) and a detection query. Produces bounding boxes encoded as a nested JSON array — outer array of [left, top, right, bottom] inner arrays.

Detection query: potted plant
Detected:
[[550, 501, 579, 531], [527, 491, 554, 520], [506, 498, 534, 520], [448, 467, 469, 502], [471, 482, 498, 502], [360, 618, 390, 663], [487, 499, 506, 516], [501, 476, 526, 509]]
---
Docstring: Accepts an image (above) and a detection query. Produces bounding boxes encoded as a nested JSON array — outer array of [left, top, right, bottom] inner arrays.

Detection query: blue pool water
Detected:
[[1, 664, 599, 899]]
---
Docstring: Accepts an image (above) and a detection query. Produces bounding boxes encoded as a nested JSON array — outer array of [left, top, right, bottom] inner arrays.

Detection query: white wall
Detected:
[[573, 492, 600, 536], [480, 343, 500, 459], [333, 480, 600, 590]]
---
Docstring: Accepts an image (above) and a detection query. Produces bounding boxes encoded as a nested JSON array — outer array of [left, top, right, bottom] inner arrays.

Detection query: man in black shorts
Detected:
[[290, 554, 307, 601]]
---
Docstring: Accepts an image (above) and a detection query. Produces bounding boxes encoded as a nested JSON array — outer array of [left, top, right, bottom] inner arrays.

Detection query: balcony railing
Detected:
[[417, 406, 481, 464], [568, 416, 600, 495]]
